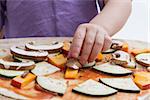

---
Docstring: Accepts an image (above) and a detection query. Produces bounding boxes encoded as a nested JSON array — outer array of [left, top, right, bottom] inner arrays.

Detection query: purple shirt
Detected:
[[0, 0, 104, 38]]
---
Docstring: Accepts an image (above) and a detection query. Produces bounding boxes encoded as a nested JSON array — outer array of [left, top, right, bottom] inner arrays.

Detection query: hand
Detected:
[[68, 23, 112, 65]]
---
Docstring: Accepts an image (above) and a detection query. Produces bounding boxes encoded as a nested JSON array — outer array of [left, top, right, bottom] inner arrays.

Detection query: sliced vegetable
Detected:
[[123, 60, 136, 69], [62, 41, 71, 55], [72, 79, 117, 96], [103, 54, 113, 62], [111, 40, 123, 50], [48, 54, 67, 70], [66, 58, 81, 69], [134, 77, 150, 90], [10, 45, 48, 61], [93, 62, 132, 76], [0, 69, 25, 78], [134, 72, 150, 90], [64, 67, 78, 79], [25, 41, 63, 53], [0, 87, 28, 100], [31, 62, 60, 76], [111, 50, 130, 65], [134, 72, 150, 78], [48, 52, 60, 58], [36, 76, 67, 95], [111, 50, 136, 68], [0, 58, 35, 70], [11, 73, 36, 88], [102, 49, 116, 54], [96, 52, 103, 61], [100, 78, 140, 93], [131, 49, 150, 56], [83, 61, 96, 68], [13, 56, 33, 62], [135, 53, 150, 67], [121, 42, 129, 52]]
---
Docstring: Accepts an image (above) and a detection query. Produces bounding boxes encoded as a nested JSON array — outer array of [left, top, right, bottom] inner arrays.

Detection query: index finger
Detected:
[[68, 25, 86, 58]]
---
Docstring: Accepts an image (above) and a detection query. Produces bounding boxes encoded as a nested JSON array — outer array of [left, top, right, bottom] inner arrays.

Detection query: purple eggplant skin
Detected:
[[72, 89, 117, 97], [92, 68, 132, 76], [99, 79, 140, 93]]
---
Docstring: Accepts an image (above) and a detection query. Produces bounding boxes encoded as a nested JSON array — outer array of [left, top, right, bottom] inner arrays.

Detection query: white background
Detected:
[[112, 0, 149, 43]]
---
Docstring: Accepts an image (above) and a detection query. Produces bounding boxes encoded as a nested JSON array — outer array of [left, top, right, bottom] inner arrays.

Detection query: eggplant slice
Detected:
[[135, 53, 150, 67], [13, 56, 33, 62], [72, 79, 117, 96], [10, 45, 48, 61], [93, 62, 132, 76], [100, 78, 140, 93], [0, 69, 25, 78], [111, 50, 136, 68], [111, 50, 130, 65], [111, 40, 124, 50], [0, 87, 28, 100], [36, 76, 67, 95], [83, 61, 96, 68], [31, 62, 60, 76], [102, 40, 124, 54], [102, 49, 116, 54], [66, 58, 81, 69], [25, 41, 63, 53], [0, 59, 35, 70]]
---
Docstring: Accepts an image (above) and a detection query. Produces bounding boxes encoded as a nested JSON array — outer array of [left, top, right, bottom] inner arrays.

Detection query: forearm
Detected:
[[90, 0, 132, 36]]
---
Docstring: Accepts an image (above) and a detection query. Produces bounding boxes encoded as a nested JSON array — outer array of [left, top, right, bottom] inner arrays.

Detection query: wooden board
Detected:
[[0, 37, 150, 100]]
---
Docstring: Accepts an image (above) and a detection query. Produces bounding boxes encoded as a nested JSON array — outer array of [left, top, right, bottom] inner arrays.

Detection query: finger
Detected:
[[79, 28, 97, 64], [88, 31, 105, 62], [68, 25, 86, 58], [102, 34, 112, 51]]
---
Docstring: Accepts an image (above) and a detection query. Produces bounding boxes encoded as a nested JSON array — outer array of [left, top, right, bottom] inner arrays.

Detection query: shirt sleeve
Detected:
[[0, 0, 6, 31]]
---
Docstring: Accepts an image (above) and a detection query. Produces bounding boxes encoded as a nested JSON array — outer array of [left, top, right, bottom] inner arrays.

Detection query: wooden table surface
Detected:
[[0, 37, 150, 100]]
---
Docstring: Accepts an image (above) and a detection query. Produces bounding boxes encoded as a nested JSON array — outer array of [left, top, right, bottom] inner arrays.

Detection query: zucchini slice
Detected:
[[100, 78, 140, 93], [72, 79, 117, 96], [0, 87, 28, 100], [93, 62, 132, 76], [31, 62, 60, 76], [0, 69, 25, 78], [36, 76, 67, 95]]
